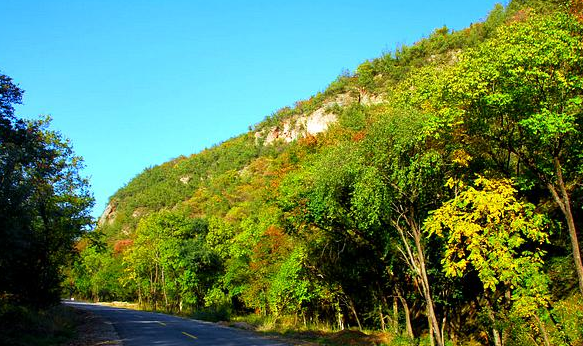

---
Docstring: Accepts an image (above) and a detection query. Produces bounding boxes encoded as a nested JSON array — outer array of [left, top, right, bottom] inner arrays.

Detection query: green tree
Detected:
[[426, 177, 551, 346], [445, 13, 583, 293], [0, 74, 93, 306], [280, 143, 390, 330], [365, 108, 450, 346], [280, 106, 453, 341], [356, 60, 375, 97], [124, 210, 219, 311], [70, 245, 129, 301]]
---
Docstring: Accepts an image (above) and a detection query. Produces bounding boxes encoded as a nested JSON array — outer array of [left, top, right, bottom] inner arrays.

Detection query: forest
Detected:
[[60, 0, 583, 345]]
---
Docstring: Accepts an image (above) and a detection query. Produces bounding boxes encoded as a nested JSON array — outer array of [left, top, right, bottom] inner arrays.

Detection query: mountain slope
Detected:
[[72, 1, 583, 345]]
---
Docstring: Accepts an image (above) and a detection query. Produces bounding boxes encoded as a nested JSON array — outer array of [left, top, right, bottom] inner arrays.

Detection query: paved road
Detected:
[[65, 302, 289, 346]]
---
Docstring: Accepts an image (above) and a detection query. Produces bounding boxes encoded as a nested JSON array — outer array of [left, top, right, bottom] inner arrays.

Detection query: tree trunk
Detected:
[[336, 300, 345, 330], [394, 213, 444, 345], [486, 302, 502, 346], [533, 314, 551, 346], [393, 207, 444, 345], [398, 295, 414, 339], [414, 229, 444, 346], [161, 266, 168, 310], [379, 305, 386, 331], [405, 219, 445, 346], [547, 160, 583, 294], [566, 209, 583, 294], [428, 316, 436, 346], [341, 295, 362, 330], [149, 266, 156, 310], [378, 293, 390, 332], [347, 297, 363, 331], [393, 296, 399, 335], [441, 316, 447, 346], [492, 328, 503, 346]]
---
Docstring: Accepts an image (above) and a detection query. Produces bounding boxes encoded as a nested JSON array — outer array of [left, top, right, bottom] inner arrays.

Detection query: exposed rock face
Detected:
[[97, 202, 116, 228], [427, 49, 462, 65], [257, 92, 385, 145], [259, 94, 348, 145], [360, 93, 385, 106], [180, 175, 191, 184], [131, 208, 146, 218], [121, 225, 132, 236], [263, 109, 337, 144], [306, 107, 338, 135]]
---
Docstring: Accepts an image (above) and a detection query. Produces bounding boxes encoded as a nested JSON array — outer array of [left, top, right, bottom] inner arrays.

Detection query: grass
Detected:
[[94, 300, 141, 310], [0, 301, 81, 346], [226, 314, 397, 346]]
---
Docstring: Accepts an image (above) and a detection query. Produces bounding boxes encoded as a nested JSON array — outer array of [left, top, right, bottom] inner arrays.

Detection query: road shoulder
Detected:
[[65, 307, 122, 346]]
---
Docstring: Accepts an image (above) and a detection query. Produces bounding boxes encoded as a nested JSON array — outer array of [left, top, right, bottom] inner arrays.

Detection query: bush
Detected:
[[191, 306, 231, 322], [0, 301, 79, 346], [551, 293, 583, 345]]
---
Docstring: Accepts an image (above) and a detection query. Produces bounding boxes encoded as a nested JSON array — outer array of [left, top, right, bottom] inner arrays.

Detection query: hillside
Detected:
[[70, 1, 583, 345]]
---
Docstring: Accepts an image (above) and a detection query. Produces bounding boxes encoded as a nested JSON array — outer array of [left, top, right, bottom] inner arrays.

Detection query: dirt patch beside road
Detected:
[[65, 309, 121, 346]]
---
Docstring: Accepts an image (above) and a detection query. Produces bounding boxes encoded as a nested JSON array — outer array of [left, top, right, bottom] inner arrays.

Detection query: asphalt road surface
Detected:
[[66, 301, 290, 346]]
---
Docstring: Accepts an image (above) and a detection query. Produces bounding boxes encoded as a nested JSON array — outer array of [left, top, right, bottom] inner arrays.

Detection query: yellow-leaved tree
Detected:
[[425, 176, 550, 346]]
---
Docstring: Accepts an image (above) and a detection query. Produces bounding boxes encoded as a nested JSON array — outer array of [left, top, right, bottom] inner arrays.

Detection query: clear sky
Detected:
[[1, 0, 504, 218]]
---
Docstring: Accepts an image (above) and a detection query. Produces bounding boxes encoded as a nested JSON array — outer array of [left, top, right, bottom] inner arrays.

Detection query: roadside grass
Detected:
[[94, 300, 141, 310], [227, 314, 398, 346], [0, 301, 80, 346], [190, 307, 230, 322]]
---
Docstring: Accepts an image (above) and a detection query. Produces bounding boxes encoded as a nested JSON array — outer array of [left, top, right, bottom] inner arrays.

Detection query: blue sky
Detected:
[[1, 0, 504, 218]]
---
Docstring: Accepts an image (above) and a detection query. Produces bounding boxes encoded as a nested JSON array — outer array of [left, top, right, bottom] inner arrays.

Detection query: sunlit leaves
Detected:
[[520, 108, 578, 144], [450, 12, 583, 163], [425, 176, 550, 316], [123, 210, 218, 310]]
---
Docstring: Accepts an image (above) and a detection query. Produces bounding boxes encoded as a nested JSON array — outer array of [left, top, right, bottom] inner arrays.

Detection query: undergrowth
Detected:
[[0, 300, 80, 346]]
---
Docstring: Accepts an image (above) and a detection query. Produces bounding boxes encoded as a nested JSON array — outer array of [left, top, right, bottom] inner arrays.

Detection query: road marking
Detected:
[[157, 321, 166, 326], [182, 331, 198, 339]]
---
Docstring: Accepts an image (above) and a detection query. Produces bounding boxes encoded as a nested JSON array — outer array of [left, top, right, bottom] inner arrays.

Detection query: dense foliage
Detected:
[[69, 1, 583, 345], [0, 75, 94, 307]]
